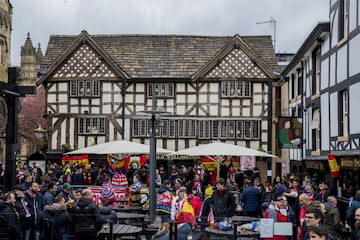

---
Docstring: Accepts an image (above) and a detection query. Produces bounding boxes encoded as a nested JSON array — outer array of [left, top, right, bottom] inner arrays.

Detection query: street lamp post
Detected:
[[140, 88, 169, 221]]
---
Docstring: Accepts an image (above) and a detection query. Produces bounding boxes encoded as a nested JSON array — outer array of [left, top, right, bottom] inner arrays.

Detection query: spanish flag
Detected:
[[328, 154, 340, 178], [176, 200, 196, 225]]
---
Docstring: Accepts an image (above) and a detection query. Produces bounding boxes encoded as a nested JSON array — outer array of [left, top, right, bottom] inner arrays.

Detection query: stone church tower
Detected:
[[20, 33, 43, 86]]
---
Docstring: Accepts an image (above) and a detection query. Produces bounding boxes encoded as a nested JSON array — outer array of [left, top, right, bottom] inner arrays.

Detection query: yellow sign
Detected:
[[202, 162, 218, 171]]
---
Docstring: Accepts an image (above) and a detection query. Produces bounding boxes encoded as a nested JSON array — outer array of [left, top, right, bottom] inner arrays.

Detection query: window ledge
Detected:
[[337, 136, 349, 142]]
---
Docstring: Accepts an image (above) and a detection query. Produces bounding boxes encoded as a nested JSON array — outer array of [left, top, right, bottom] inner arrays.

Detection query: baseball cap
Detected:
[[14, 184, 26, 191], [63, 183, 71, 190]]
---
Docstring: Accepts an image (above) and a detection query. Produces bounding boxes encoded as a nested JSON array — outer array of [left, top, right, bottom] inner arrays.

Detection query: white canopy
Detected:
[[168, 142, 277, 158], [64, 140, 173, 155]]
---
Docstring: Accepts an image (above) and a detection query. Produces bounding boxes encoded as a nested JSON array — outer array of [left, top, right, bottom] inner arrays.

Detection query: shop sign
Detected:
[[340, 156, 360, 168], [305, 161, 324, 170]]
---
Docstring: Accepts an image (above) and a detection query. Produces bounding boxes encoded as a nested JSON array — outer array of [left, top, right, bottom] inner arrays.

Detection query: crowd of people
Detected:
[[0, 161, 360, 240]]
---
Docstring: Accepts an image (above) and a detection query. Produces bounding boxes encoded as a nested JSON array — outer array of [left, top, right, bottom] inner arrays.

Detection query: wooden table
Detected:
[[98, 223, 142, 240], [116, 212, 146, 225], [229, 215, 258, 224], [205, 226, 260, 240], [113, 205, 142, 213]]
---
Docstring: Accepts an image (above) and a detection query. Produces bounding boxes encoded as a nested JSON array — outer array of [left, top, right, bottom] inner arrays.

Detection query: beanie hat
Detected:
[[205, 186, 213, 197], [65, 168, 71, 174]]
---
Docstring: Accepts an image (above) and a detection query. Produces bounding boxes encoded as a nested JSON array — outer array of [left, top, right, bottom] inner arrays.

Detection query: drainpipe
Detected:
[[267, 81, 273, 182]]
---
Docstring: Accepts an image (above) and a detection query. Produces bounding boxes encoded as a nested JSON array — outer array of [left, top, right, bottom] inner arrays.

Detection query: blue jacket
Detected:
[[346, 197, 360, 228], [241, 186, 260, 212], [25, 190, 43, 227]]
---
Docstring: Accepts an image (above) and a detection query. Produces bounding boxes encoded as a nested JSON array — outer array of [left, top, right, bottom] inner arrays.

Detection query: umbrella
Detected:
[[64, 140, 173, 155], [167, 142, 277, 158]]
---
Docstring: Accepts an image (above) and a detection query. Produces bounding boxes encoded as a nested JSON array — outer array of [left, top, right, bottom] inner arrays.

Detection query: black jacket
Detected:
[[99, 206, 117, 224], [71, 197, 102, 233], [40, 203, 73, 240], [0, 200, 21, 240], [210, 188, 235, 220], [14, 197, 31, 232]]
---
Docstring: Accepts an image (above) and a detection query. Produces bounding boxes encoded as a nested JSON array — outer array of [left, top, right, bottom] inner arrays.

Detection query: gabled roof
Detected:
[[192, 34, 277, 80], [41, 32, 279, 80], [38, 30, 129, 84], [281, 22, 330, 77]]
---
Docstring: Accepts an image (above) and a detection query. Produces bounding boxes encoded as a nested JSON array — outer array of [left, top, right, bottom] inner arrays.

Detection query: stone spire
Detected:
[[19, 32, 37, 86], [35, 43, 43, 72]]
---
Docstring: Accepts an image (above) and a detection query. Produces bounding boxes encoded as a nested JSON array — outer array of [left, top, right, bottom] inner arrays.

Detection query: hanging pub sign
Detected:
[[328, 154, 340, 178], [278, 117, 302, 149]]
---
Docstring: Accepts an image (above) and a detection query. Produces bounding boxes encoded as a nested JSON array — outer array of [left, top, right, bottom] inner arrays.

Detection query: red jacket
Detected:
[[190, 196, 203, 217]]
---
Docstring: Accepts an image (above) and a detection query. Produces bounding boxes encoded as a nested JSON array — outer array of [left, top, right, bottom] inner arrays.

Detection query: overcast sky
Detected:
[[10, 0, 329, 66]]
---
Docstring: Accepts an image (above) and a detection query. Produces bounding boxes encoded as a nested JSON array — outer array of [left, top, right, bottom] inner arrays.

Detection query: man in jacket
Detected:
[[40, 196, 73, 240], [210, 178, 235, 222], [71, 188, 102, 239], [14, 184, 31, 240], [324, 196, 341, 239], [25, 181, 43, 240], [351, 208, 360, 240], [347, 190, 360, 229], [241, 178, 260, 217], [0, 191, 21, 240], [43, 182, 58, 206]]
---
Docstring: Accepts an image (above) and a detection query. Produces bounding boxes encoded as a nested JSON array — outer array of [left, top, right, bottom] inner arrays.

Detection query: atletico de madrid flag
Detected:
[[328, 154, 340, 178]]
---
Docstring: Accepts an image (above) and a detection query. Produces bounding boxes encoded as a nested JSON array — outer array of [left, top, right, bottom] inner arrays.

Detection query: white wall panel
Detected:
[[61, 121, 66, 146], [199, 94, 207, 102], [69, 118, 74, 148], [48, 94, 56, 102], [103, 94, 111, 102], [242, 108, 250, 117], [253, 106, 262, 116], [321, 93, 330, 150], [78, 136, 85, 149], [322, 35, 330, 55], [59, 105, 67, 113], [92, 99, 100, 105], [70, 107, 78, 113], [331, 11, 339, 48], [316, 70, 326, 98], [177, 83, 185, 92], [349, 82, 360, 134], [92, 107, 100, 114], [221, 107, 230, 116], [59, 94, 67, 102], [58, 83, 67, 91], [177, 105, 185, 115], [253, 83, 262, 92], [350, 0, 358, 32], [349, 33, 360, 77], [188, 95, 196, 102], [329, 54, 336, 86], [103, 105, 111, 113], [253, 95, 262, 103], [329, 92, 339, 137], [337, 46, 348, 83], [232, 108, 240, 116], [209, 84, 218, 91]]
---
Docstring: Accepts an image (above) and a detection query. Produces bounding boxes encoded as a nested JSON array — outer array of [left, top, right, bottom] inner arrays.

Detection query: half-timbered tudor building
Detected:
[[37, 31, 279, 174], [279, 22, 330, 178], [281, 0, 360, 192]]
